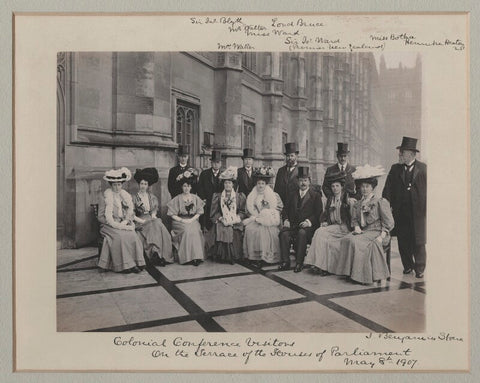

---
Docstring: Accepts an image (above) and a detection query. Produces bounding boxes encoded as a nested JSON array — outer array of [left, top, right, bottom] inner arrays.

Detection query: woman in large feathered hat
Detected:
[[97, 167, 146, 273], [335, 165, 395, 284], [132, 168, 173, 267]]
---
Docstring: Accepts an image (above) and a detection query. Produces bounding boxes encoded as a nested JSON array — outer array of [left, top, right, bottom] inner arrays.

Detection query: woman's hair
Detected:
[[355, 177, 378, 189], [181, 178, 195, 187], [256, 177, 269, 184], [108, 181, 125, 186], [221, 178, 237, 189], [137, 177, 151, 186], [330, 180, 345, 189]]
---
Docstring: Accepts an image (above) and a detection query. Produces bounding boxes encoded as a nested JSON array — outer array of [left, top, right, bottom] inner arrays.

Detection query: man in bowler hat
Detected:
[[274, 142, 300, 209], [382, 136, 427, 278], [237, 148, 256, 196], [197, 150, 224, 233], [322, 143, 357, 199], [279, 167, 323, 272], [168, 145, 195, 198]]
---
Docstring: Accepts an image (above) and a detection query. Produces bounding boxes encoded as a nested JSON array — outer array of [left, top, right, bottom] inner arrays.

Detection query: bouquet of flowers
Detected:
[[252, 166, 276, 178], [184, 198, 195, 215], [225, 196, 235, 210]]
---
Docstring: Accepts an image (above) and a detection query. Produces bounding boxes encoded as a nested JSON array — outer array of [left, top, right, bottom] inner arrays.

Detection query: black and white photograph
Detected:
[[12, 11, 470, 373], [56, 51, 427, 333]]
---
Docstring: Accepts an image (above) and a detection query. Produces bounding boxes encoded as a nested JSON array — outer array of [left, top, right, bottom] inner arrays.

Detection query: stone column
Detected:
[[213, 52, 243, 165], [307, 53, 325, 185], [261, 52, 284, 168], [343, 54, 351, 147], [322, 54, 336, 162], [291, 53, 309, 164]]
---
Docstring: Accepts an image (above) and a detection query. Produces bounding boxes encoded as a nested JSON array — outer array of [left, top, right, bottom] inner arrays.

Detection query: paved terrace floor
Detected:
[[57, 238, 426, 333]]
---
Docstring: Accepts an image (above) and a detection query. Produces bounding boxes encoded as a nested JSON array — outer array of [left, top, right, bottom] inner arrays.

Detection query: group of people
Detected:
[[96, 136, 427, 285]]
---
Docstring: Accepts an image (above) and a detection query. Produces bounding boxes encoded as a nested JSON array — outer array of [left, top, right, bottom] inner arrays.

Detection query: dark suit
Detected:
[[237, 167, 255, 196], [382, 160, 427, 273], [197, 168, 223, 230], [274, 165, 299, 209], [322, 163, 357, 199], [168, 165, 195, 198], [279, 188, 323, 265]]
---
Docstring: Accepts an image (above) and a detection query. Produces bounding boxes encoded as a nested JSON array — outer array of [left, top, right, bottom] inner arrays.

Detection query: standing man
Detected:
[[274, 142, 300, 209], [197, 150, 224, 232], [279, 167, 323, 272], [322, 143, 357, 199], [237, 148, 255, 196], [382, 136, 427, 278], [168, 145, 194, 198]]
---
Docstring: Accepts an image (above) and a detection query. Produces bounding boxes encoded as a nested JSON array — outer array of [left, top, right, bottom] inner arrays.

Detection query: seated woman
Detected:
[[335, 165, 395, 284], [304, 172, 355, 276], [210, 167, 246, 264], [132, 167, 173, 267], [166, 170, 205, 266], [243, 167, 283, 267], [97, 167, 145, 273]]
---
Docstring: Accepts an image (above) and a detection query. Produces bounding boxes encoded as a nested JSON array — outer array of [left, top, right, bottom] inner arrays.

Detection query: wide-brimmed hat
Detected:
[[396, 136, 419, 152], [297, 166, 310, 179], [210, 150, 222, 162], [177, 145, 190, 156], [219, 166, 238, 181], [336, 143, 350, 155], [325, 171, 346, 185], [242, 148, 255, 159], [284, 142, 299, 155], [352, 165, 385, 188], [134, 167, 159, 186], [253, 166, 276, 180], [103, 167, 132, 183]]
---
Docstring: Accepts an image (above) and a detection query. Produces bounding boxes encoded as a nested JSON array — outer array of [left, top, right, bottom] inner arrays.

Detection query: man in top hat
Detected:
[[322, 143, 357, 199], [197, 150, 224, 233], [274, 142, 300, 209], [382, 136, 427, 278], [168, 145, 195, 198], [279, 167, 323, 272], [237, 148, 256, 196]]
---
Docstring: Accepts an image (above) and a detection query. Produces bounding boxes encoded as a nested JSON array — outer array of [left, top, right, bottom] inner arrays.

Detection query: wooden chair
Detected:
[[384, 236, 392, 281], [90, 203, 104, 255]]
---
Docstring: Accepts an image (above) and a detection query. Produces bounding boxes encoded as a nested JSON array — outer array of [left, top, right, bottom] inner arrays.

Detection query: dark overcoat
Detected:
[[382, 160, 427, 245], [237, 167, 255, 196], [274, 165, 299, 208], [197, 167, 224, 230]]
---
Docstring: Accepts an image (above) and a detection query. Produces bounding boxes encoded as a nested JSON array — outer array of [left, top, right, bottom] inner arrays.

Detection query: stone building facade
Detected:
[[378, 54, 422, 165], [57, 51, 386, 248]]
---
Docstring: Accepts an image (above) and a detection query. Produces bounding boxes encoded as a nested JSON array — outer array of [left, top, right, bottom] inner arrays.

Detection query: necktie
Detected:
[[341, 165, 344, 172], [404, 164, 414, 189]]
